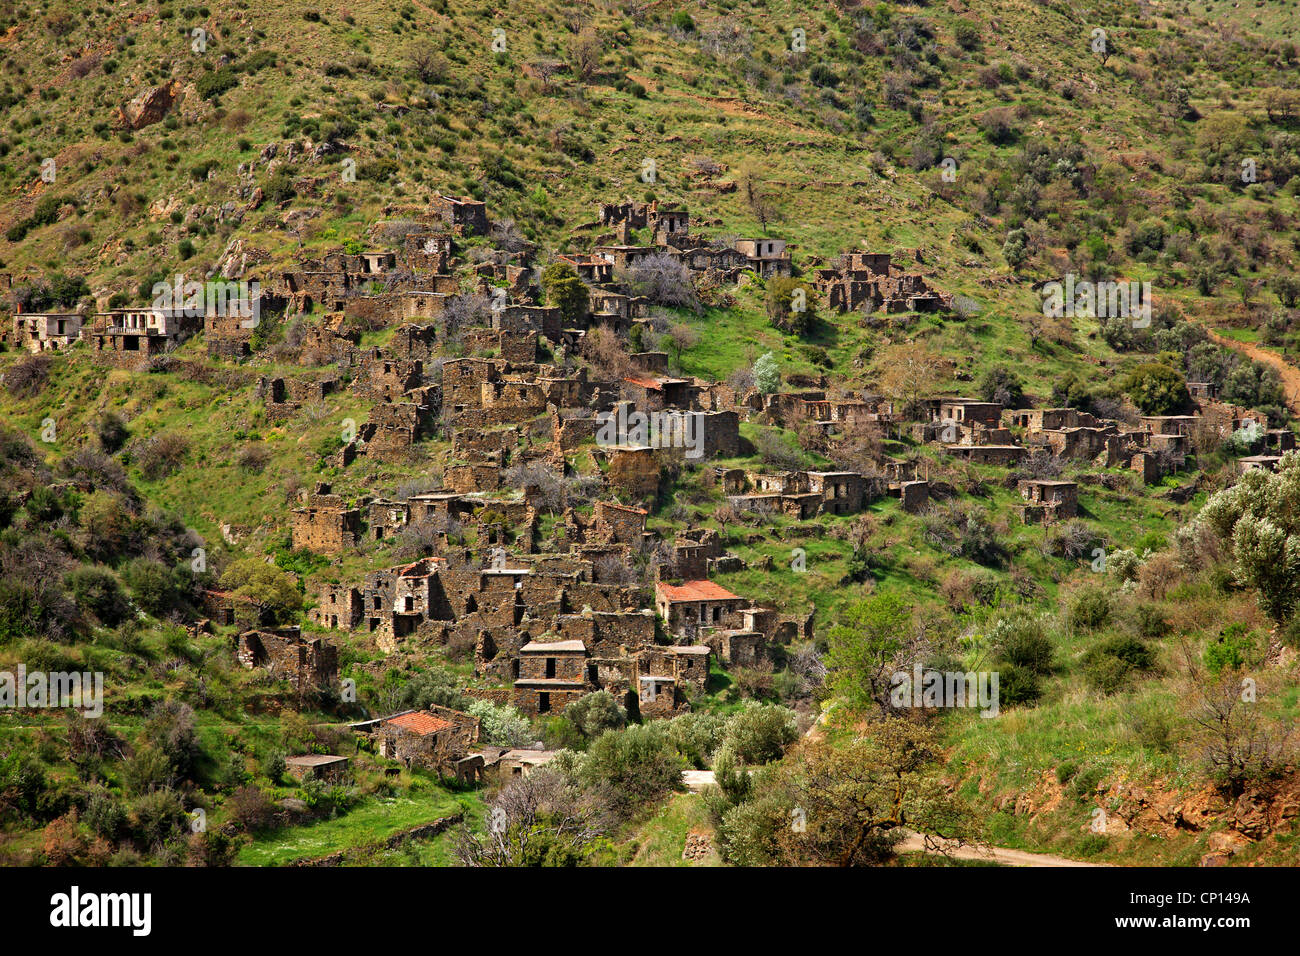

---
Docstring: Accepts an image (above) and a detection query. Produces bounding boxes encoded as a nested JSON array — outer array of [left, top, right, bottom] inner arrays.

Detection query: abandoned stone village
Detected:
[[5, 194, 1287, 784]]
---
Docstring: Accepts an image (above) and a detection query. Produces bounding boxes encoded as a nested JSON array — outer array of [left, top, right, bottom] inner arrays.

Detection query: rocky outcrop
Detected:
[[119, 82, 181, 130]]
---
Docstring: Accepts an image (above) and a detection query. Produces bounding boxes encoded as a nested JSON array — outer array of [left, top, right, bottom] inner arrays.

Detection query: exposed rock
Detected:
[[1233, 791, 1272, 839], [149, 195, 183, 221], [119, 82, 180, 130], [1207, 830, 1250, 856], [682, 830, 713, 862]]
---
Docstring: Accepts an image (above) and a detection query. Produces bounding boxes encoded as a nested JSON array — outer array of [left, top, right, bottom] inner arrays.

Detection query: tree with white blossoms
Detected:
[[467, 699, 533, 747], [752, 351, 779, 394], [1194, 450, 1300, 621]]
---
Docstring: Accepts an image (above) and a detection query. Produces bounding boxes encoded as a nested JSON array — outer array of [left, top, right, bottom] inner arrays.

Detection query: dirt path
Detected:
[[1204, 327, 1300, 416], [896, 831, 1111, 867]]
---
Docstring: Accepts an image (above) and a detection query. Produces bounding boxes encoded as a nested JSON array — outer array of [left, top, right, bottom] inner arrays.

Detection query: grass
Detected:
[[625, 793, 722, 867], [237, 790, 477, 866]]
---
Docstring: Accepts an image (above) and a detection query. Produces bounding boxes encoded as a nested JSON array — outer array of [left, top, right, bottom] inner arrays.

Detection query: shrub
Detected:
[[4, 354, 52, 398], [563, 691, 626, 741], [65, 566, 129, 626], [1204, 623, 1258, 674], [979, 364, 1024, 408], [953, 19, 981, 50], [577, 723, 683, 820], [94, 412, 130, 453], [195, 66, 238, 100], [809, 64, 840, 88], [1122, 362, 1189, 415], [721, 703, 798, 764], [219, 559, 303, 626], [121, 558, 181, 616], [226, 785, 277, 833], [236, 443, 272, 473], [1068, 589, 1111, 630], [1082, 636, 1155, 693], [664, 711, 726, 769], [382, 667, 460, 713], [622, 252, 699, 311], [541, 262, 589, 325], [1135, 603, 1170, 639], [996, 663, 1043, 706], [262, 172, 296, 205], [992, 613, 1053, 675], [765, 276, 817, 336], [135, 432, 190, 480]]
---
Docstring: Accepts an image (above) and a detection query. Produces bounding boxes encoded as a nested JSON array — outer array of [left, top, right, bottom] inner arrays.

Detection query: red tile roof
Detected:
[[657, 580, 742, 603], [623, 376, 663, 390], [384, 711, 454, 736]]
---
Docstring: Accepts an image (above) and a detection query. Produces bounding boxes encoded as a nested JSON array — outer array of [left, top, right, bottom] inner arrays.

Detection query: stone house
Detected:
[[12, 312, 83, 352], [429, 195, 489, 236], [605, 446, 661, 498], [376, 707, 481, 770], [1009, 407, 1099, 431], [205, 310, 255, 359], [893, 480, 930, 513], [937, 400, 1003, 430], [732, 238, 792, 278], [556, 253, 614, 286], [87, 307, 201, 361], [594, 245, 657, 271], [201, 588, 274, 630], [1130, 452, 1162, 484], [1017, 479, 1079, 522], [311, 583, 363, 630], [495, 305, 561, 339], [291, 483, 361, 554], [235, 626, 338, 693], [1237, 455, 1283, 474], [943, 444, 1027, 466], [286, 754, 350, 782], [491, 749, 558, 779], [651, 205, 689, 244], [655, 579, 745, 638], [402, 231, 454, 273], [1031, 426, 1119, 463], [807, 471, 876, 515], [513, 640, 590, 715], [590, 501, 648, 545], [1266, 430, 1296, 453], [814, 251, 948, 313]]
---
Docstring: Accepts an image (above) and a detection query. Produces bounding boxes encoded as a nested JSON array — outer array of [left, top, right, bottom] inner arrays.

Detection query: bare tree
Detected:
[[454, 768, 604, 866], [569, 28, 604, 82], [1177, 640, 1293, 797], [619, 252, 700, 311]]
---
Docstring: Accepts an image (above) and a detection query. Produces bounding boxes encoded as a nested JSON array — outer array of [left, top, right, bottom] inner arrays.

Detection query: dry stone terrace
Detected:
[[3, 193, 1282, 730]]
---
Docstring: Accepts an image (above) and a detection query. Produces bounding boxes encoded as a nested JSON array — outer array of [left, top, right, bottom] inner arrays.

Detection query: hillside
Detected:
[[0, 0, 1298, 875]]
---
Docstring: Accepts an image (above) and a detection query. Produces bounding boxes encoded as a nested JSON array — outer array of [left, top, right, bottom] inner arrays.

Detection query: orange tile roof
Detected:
[[623, 376, 663, 390], [658, 579, 742, 603], [385, 711, 454, 736]]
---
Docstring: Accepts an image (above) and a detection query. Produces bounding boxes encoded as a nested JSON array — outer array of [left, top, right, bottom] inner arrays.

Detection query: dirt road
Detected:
[[1204, 328, 1300, 416], [896, 831, 1111, 867]]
